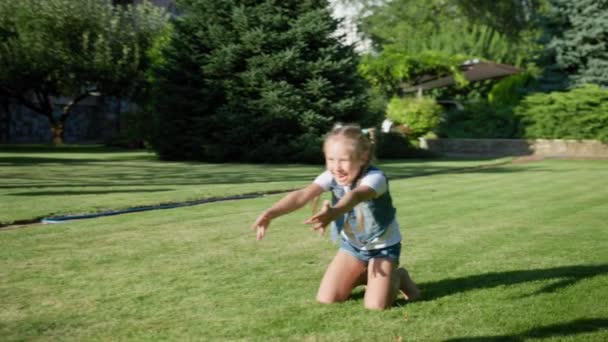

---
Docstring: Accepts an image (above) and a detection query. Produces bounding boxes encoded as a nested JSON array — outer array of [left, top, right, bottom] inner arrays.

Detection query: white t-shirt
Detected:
[[313, 169, 402, 250]]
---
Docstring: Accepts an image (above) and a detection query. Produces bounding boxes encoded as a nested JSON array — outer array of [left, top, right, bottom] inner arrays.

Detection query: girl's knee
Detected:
[[316, 294, 336, 305], [364, 297, 391, 310], [316, 291, 347, 304]]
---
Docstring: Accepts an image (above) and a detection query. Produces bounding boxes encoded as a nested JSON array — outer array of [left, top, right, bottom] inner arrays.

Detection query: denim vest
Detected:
[[329, 166, 397, 245]]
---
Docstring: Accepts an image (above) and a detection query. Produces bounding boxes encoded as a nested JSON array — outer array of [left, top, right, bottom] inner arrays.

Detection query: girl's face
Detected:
[[324, 136, 366, 186]]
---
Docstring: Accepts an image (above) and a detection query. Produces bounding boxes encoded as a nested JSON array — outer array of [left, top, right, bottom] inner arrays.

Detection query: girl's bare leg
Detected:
[[316, 251, 367, 304], [364, 257, 397, 310]]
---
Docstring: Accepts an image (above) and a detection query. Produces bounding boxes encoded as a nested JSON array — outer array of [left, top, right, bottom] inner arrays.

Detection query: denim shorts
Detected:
[[340, 240, 401, 265]]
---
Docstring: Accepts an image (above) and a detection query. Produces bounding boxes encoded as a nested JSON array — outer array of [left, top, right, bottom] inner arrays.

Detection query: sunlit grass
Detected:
[[1, 147, 607, 340], [0, 145, 507, 224]]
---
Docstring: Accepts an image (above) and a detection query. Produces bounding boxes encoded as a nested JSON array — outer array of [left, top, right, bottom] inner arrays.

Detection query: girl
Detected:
[[251, 124, 419, 310]]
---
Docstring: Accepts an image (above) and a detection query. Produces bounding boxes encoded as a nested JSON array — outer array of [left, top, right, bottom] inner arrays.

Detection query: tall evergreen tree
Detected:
[[538, 0, 608, 90], [151, 0, 369, 162]]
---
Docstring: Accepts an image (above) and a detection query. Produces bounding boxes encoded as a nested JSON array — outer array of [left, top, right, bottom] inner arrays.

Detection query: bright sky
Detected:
[[330, 0, 371, 52]]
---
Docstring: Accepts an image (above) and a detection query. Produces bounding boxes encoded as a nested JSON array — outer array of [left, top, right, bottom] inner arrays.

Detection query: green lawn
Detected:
[[1, 146, 607, 341], [0, 145, 507, 225]]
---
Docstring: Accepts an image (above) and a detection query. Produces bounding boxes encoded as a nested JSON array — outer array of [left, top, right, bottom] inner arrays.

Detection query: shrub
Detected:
[[488, 72, 535, 109], [438, 99, 520, 138], [515, 84, 608, 142], [386, 96, 442, 139]]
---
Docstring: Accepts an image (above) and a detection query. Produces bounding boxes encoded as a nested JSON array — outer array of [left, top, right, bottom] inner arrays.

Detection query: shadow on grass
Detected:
[[274, 266, 607, 313], [417, 264, 608, 302], [0, 157, 524, 189], [0, 156, 115, 164], [10, 189, 173, 196], [0, 145, 567, 199], [0, 144, 138, 153], [445, 318, 608, 341], [352, 264, 608, 308]]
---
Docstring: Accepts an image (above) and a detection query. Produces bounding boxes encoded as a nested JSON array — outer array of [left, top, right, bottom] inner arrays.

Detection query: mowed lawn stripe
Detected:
[[1, 157, 607, 340], [0, 147, 506, 225]]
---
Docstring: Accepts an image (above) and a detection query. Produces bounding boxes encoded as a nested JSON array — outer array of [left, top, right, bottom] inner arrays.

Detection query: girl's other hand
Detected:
[[252, 212, 271, 241], [305, 200, 332, 235]]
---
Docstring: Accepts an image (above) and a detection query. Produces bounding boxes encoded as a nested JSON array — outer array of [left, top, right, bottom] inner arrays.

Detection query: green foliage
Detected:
[[360, 86, 388, 128], [151, 0, 369, 163], [354, 0, 544, 118], [0, 0, 168, 97], [537, 0, 608, 89], [453, 0, 546, 41], [515, 84, 608, 142], [439, 99, 520, 138], [142, 20, 174, 96], [359, 47, 469, 96], [0, 0, 169, 141], [386, 96, 442, 139], [357, 0, 543, 67], [488, 71, 536, 109], [433, 68, 539, 140]]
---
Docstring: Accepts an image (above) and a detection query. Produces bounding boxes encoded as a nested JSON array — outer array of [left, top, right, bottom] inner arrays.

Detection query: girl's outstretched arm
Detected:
[[304, 185, 376, 231], [252, 183, 324, 240]]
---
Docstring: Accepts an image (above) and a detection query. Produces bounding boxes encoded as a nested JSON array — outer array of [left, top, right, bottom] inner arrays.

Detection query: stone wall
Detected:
[[420, 138, 608, 158]]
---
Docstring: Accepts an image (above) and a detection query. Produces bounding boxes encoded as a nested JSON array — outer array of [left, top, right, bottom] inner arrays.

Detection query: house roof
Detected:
[[402, 59, 520, 93]]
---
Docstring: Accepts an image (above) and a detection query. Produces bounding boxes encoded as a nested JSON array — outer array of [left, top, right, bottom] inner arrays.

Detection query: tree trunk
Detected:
[[51, 122, 64, 145], [29, 90, 63, 145], [55, 91, 92, 145]]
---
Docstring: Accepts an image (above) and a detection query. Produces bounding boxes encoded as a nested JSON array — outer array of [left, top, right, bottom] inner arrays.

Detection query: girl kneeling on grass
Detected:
[[252, 124, 420, 310]]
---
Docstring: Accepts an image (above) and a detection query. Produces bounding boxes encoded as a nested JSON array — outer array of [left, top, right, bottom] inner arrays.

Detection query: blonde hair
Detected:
[[323, 123, 375, 171], [312, 123, 376, 232]]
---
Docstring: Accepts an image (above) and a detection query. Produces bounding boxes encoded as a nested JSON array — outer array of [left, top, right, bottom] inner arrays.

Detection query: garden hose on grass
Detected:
[[40, 191, 288, 224]]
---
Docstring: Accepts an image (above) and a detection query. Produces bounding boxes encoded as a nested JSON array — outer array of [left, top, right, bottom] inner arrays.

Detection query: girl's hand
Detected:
[[252, 212, 272, 241], [304, 200, 333, 235]]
